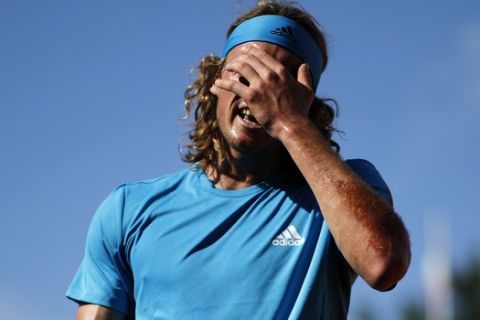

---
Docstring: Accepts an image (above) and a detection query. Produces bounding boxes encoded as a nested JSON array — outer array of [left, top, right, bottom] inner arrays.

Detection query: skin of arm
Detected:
[[278, 118, 410, 290], [76, 304, 126, 320], [212, 44, 411, 290]]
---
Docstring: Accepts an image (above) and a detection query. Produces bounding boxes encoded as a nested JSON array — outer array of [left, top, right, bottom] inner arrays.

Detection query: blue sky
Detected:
[[1, 0, 479, 319]]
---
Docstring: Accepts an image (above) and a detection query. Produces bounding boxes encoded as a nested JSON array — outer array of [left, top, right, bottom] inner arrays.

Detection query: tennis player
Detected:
[[67, 1, 410, 319]]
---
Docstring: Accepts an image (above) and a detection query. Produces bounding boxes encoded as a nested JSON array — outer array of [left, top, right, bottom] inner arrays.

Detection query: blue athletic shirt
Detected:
[[66, 159, 392, 320]]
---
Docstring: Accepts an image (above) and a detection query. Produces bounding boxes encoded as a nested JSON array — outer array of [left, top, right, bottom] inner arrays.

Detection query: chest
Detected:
[[126, 191, 325, 313]]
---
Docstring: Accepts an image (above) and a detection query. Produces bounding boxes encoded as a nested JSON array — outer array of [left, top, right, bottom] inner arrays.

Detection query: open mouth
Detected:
[[236, 100, 260, 127], [239, 107, 259, 125]]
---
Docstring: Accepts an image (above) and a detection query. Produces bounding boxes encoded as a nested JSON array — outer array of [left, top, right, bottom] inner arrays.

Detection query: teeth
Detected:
[[239, 107, 258, 124], [240, 108, 251, 116]]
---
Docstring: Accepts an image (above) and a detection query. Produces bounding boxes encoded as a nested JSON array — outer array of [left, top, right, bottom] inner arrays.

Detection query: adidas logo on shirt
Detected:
[[272, 225, 305, 246], [270, 26, 295, 41]]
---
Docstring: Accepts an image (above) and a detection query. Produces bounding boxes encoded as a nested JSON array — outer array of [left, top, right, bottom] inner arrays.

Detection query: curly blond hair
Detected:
[[182, 1, 339, 172]]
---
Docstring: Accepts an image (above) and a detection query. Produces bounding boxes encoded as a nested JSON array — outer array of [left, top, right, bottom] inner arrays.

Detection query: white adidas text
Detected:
[[272, 225, 305, 246]]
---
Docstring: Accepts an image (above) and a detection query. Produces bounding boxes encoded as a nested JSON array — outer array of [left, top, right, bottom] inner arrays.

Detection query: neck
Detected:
[[207, 149, 283, 190]]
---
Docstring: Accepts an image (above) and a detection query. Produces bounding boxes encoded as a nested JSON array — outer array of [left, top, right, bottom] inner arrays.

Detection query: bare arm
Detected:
[[76, 304, 126, 320], [212, 44, 411, 290], [278, 119, 410, 290]]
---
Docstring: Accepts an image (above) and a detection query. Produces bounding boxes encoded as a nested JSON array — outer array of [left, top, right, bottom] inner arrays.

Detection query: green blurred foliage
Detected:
[[453, 255, 480, 320], [401, 300, 424, 320]]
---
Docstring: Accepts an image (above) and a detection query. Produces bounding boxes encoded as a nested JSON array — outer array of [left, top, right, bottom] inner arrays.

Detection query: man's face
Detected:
[[214, 41, 303, 156]]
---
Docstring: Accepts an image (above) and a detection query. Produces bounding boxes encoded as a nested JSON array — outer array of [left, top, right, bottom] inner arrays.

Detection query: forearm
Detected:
[[279, 118, 410, 290]]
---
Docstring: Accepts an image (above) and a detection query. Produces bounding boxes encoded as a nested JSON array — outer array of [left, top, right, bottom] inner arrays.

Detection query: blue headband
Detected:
[[223, 15, 324, 89]]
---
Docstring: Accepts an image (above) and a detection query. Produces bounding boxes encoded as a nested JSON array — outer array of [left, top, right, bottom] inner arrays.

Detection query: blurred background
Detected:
[[1, 0, 479, 319]]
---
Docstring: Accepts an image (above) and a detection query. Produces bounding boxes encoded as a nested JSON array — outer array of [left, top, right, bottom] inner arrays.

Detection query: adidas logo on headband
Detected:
[[270, 26, 295, 41], [223, 15, 323, 89]]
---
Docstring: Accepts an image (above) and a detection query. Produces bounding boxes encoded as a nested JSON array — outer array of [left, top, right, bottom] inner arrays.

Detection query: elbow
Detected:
[[365, 243, 411, 291], [367, 259, 409, 291], [366, 212, 412, 291]]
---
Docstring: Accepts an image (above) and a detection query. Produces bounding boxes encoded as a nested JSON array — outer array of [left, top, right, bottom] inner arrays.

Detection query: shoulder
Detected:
[[111, 167, 200, 223], [98, 168, 194, 211], [345, 158, 377, 174], [345, 158, 393, 205], [345, 158, 385, 184], [120, 167, 196, 198]]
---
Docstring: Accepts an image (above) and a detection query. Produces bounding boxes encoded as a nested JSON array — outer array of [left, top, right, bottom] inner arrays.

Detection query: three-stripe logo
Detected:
[[270, 26, 295, 40], [272, 225, 305, 246]]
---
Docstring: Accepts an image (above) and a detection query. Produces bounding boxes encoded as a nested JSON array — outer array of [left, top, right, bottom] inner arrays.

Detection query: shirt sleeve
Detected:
[[346, 159, 393, 206], [66, 184, 133, 315]]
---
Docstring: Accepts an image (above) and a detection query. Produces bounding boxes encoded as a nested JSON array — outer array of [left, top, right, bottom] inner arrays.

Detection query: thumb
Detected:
[[297, 63, 313, 90]]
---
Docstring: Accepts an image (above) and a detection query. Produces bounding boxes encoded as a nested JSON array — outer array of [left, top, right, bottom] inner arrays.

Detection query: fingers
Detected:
[[239, 44, 284, 74], [224, 60, 260, 87], [211, 44, 309, 101], [210, 77, 250, 98], [297, 63, 314, 91], [212, 46, 283, 99], [226, 45, 289, 86], [209, 82, 220, 96]]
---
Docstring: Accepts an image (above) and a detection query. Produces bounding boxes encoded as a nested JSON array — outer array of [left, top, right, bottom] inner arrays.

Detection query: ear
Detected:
[[297, 63, 313, 90]]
